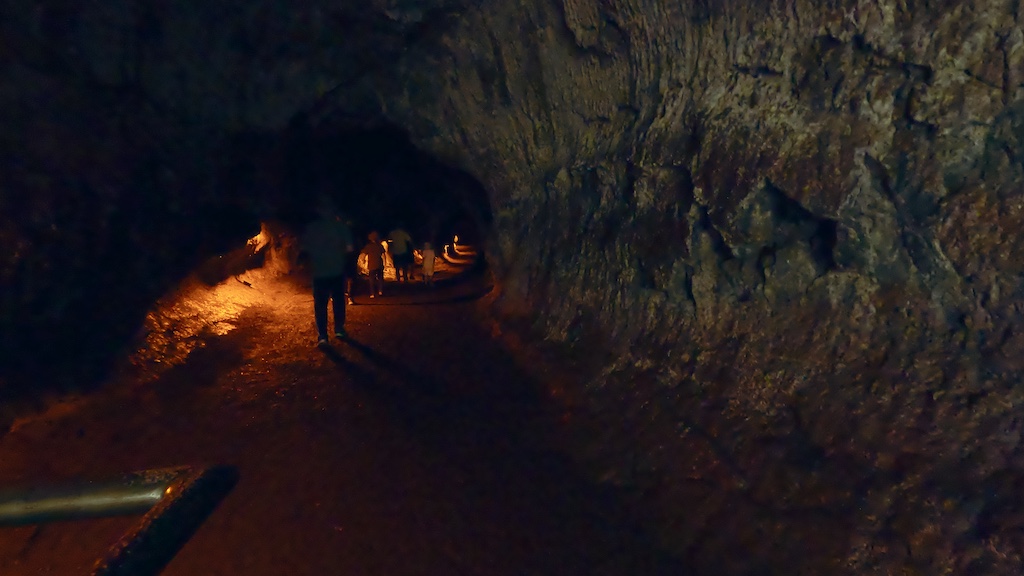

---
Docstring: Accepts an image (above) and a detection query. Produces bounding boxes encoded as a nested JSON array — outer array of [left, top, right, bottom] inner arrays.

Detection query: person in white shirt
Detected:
[[420, 242, 436, 287]]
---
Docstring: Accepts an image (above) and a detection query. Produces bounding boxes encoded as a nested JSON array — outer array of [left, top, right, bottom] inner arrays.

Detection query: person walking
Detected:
[[301, 199, 353, 346], [362, 231, 386, 298], [388, 224, 414, 282], [343, 215, 358, 304], [420, 241, 436, 287]]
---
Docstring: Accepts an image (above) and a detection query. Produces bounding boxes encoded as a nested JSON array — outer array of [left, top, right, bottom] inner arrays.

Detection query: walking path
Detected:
[[0, 252, 683, 575]]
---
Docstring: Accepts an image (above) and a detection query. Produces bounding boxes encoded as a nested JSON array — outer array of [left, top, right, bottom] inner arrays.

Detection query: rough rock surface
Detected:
[[3, 0, 1024, 573]]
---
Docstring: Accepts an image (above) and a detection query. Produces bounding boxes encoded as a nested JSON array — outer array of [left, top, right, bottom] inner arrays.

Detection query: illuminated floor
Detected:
[[0, 257, 682, 575]]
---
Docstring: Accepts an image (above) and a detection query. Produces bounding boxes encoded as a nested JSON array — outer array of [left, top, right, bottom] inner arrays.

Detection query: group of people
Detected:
[[299, 198, 438, 347]]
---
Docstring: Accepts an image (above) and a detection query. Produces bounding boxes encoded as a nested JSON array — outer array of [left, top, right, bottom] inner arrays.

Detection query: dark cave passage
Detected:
[[4, 1, 1024, 574], [0, 176, 677, 575], [0, 117, 494, 407]]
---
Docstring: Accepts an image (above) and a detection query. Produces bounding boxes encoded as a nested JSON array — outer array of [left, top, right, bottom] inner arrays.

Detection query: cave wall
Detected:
[[3, 0, 1024, 573], [362, 1, 1024, 573]]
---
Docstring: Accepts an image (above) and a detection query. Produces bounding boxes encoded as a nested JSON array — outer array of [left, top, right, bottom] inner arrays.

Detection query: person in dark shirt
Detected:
[[361, 231, 386, 298], [388, 225, 413, 282], [343, 215, 359, 304], [301, 199, 353, 346]]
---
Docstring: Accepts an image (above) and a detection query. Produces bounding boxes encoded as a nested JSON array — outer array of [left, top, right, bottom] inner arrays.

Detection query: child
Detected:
[[421, 242, 436, 287]]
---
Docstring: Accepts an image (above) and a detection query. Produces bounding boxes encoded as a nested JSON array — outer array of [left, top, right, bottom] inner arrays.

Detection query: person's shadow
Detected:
[[316, 344, 377, 389], [341, 337, 451, 397], [337, 336, 544, 448], [318, 339, 454, 438]]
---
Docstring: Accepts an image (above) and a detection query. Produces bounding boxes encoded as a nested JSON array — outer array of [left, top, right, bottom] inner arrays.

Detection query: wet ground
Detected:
[[0, 249, 683, 575]]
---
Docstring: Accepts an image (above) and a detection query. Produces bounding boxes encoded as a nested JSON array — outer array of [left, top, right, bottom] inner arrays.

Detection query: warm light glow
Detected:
[[454, 234, 459, 244], [247, 225, 269, 252]]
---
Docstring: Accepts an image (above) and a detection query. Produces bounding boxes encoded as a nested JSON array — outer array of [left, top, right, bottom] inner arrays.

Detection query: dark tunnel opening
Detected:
[[199, 115, 494, 288], [220, 116, 492, 261]]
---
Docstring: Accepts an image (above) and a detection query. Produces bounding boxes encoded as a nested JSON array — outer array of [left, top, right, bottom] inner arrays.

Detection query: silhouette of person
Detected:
[[388, 224, 414, 282], [362, 231, 386, 297], [343, 214, 359, 304], [301, 198, 353, 346]]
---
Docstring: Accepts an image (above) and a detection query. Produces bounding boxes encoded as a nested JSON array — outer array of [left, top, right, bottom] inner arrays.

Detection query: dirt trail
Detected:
[[0, 261, 683, 575]]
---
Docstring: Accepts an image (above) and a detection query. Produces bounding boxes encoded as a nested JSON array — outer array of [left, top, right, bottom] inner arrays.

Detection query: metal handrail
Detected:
[[0, 465, 238, 576]]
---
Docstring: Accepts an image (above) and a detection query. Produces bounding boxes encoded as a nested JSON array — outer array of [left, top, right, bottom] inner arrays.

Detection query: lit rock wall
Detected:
[[3, 0, 1024, 572], [367, 1, 1024, 573]]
